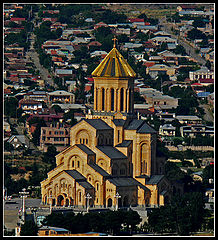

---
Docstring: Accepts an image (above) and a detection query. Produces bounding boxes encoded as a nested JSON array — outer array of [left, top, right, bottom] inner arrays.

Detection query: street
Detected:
[[26, 33, 55, 88], [159, 17, 206, 65], [4, 198, 41, 230]]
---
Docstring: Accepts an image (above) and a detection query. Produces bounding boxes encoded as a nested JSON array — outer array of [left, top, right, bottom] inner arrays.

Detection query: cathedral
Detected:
[[41, 39, 171, 209]]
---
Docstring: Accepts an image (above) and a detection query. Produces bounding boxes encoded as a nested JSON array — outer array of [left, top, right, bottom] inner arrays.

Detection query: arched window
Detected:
[[120, 88, 124, 111], [129, 88, 132, 112], [111, 88, 114, 111], [102, 88, 105, 111], [140, 143, 147, 174]]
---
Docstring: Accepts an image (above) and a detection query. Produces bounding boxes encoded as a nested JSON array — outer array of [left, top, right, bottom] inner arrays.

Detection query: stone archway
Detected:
[[107, 198, 112, 207]]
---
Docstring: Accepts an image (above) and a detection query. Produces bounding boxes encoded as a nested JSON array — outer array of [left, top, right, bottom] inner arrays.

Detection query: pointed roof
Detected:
[[91, 46, 136, 78]]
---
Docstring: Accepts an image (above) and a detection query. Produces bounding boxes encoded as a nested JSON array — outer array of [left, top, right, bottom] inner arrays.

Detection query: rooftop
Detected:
[[92, 45, 136, 78]]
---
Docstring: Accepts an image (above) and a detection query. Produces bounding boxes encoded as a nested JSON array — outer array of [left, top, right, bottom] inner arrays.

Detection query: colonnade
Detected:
[[94, 87, 134, 113]]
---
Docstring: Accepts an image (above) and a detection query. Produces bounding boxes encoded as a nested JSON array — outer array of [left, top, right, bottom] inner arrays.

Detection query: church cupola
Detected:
[[92, 37, 136, 115]]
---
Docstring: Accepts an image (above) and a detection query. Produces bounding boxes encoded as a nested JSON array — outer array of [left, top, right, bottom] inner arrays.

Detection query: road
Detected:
[[4, 198, 42, 230], [26, 33, 55, 88], [159, 17, 206, 65]]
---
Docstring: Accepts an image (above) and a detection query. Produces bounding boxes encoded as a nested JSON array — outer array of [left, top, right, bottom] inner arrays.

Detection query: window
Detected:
[[111, 88, 114, 111], [120, 88, 124, 111], [79, 191, 81, 202], [102, 88, 105, 110], [72, 161, 74, 167], [77, 161, 80, 168]]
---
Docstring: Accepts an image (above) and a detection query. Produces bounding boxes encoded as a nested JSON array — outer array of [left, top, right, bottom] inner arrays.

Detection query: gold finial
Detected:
[[112, 35, 118, 48]]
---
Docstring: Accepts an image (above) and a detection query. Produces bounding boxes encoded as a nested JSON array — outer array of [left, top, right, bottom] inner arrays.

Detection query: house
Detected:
[[94, 22, 108, 30], [40, 122, 70, 152], [128, 18, 145, 26], [140, 88, 179, 110], [55, 69, 75, 78], [7, 135, 29, 149], [38, 226, 71, 236], [150, 36, 177, 46], [146, 64, 176, 78], [10, 17, 25, 24], [51, 103, 86, 113], [180, 125, 214, 138], [159, 124, 176, 137], [90, 50, 108, 58], [122, 42, 143, 51], [18, 99, 43, 114], [175, 115, 202, 125], [197, 92, 211, 99], [191, 171, 203, 182], [191, 82, 205, 94], [157, 50, 182, 65], [87, 41, 102, 50], [23, 90, 48, 103], [47, 90, 75, 105]]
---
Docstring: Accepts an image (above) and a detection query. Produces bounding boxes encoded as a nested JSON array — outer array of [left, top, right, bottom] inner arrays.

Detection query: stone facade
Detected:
[[41, 42, 171, 209]]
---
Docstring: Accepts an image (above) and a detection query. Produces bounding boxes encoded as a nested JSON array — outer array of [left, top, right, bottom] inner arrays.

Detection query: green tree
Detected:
[[20, 220, 38, 236], [4, 97, 19, 118], [42, 145, 58, 168]]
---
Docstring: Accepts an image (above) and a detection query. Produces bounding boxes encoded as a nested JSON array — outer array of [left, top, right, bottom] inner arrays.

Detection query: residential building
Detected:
[[189, 66, 214, 81], [7, 135, 29, 149], [159, 124, 176, 136], [40, 122, 70, 152], [18, 99, 43, 114], [47, 90, 75, 105], [180, 125, 214, 138], [41, 41, 171, 209], [146, 64, 176, 78], [23, 90, 48, 103], [175, 115, 202, 125], [38, 226, 71, 236]]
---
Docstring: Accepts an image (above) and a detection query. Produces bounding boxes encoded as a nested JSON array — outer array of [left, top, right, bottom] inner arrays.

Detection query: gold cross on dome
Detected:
[[112, 36, 118, 48]]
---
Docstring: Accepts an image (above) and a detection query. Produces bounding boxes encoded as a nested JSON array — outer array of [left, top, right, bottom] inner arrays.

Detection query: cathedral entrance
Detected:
[[123, 196, 129, 207], [57, 195, 64, 206], [107, 198, 112, 207]]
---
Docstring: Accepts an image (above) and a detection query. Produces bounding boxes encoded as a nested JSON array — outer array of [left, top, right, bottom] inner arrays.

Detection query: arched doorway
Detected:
[[65, 198, 69, 206], [57, 195, 64, 206], [107, 198, 112, 207], [123, 196, 129, 207], [118, 197, 122, 207]]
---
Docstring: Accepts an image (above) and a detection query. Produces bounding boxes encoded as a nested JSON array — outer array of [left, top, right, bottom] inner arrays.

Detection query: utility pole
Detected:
[[19, 188, 29, 224], [85, 193, 92, 212], [114, 192, 121, 211]]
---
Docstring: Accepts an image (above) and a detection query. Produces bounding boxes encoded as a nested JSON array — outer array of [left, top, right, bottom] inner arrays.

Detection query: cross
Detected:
[[112, 35, 118, 48], [114, 192, 121, 211]]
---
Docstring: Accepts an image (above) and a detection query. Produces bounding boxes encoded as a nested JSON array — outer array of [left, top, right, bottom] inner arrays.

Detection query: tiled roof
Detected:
[[84, 119, 112, 130], [76, 144, 95, 155], [146, 175, 165, 185], [97, 146, 127, 160], [116, 140, 132, 147], [89, 163, 110, 177]]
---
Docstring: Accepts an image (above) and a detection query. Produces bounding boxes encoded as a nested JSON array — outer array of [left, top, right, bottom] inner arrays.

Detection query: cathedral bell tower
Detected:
[[89, 37, 136, 120]]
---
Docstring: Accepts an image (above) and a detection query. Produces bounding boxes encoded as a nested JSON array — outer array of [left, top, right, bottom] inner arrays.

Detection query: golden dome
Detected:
[[91, 46, 136, 78]]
